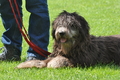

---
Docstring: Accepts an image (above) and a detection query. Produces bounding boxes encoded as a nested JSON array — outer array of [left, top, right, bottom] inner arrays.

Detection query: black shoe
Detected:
[[0, 44, 21, 61]]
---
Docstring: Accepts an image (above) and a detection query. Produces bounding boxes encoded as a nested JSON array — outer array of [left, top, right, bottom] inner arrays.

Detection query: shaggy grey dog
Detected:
[[16, 11, 120, 69]]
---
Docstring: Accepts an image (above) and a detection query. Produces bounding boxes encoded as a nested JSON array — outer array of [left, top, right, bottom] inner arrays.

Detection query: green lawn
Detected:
[[0, 0, 120, 80]]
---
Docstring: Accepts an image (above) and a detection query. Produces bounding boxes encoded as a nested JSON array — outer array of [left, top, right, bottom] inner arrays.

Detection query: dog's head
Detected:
[[52, 11, 90, 44]]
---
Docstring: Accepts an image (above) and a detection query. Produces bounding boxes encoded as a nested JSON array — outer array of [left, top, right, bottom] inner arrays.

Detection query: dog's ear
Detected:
[[78, 15, 90, 40], [52, 22, 56, 39], [52, 28, 56, 39], [73, 12, 90, 42]]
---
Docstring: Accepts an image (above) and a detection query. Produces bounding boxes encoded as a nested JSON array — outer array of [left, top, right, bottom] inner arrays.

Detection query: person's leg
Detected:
[[0, 0, 22, 61], [26, 0, 50, 60]]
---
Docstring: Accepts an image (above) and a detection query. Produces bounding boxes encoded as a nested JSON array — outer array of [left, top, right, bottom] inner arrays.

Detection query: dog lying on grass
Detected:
[[16, 11, 120, 69]]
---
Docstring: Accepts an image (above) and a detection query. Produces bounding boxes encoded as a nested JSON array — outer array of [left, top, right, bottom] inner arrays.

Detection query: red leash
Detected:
[[8, 0, 51, 57]]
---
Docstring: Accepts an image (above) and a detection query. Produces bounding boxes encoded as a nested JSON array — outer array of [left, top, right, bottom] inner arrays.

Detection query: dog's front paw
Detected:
[[15, 60, 47, 69], [47, 56, 73, 68]]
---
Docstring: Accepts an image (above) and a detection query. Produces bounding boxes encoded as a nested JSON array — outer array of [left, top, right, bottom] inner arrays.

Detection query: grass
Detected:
[[0, 0, 120, 80]]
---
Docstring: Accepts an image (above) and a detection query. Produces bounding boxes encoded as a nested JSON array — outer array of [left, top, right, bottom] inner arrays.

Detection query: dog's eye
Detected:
[[71, 25, 74, 28], [71, 25, 75, 29]]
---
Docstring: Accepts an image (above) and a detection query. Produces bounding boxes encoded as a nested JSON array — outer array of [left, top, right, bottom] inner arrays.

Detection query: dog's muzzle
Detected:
[[58, 32, 67, 43], [55, 27, 70, 43]]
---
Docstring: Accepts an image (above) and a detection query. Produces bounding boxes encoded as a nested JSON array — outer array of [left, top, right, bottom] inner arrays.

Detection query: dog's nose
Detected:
[[59, 32, 65, 36]]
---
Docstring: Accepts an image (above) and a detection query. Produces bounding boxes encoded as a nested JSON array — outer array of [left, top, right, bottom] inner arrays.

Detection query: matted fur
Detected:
[[16, 11, 120, 69]]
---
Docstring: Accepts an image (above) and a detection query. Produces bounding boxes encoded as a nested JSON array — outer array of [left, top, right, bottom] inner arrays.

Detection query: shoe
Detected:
[[0, 44, 21, 61], [26, 56, 38, 61]]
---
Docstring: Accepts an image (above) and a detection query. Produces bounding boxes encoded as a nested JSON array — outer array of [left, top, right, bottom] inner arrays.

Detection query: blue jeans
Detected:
[[0, 0, 50, 60]]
